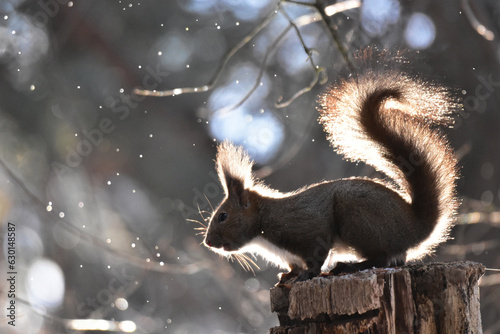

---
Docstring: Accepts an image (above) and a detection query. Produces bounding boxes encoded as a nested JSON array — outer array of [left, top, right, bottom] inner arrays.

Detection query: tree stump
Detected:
[[269, 261, 484, 334]]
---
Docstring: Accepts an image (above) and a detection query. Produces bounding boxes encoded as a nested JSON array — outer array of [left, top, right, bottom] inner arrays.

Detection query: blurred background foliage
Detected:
[[1, 0, 500, 333]]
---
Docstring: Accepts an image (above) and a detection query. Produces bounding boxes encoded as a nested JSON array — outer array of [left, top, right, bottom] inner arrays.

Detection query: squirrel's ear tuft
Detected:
[[216, 141, 255, 197]]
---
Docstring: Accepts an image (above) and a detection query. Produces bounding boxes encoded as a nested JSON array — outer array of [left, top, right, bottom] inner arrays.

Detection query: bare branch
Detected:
[[275, 6, 327, 108], [216, 23, 293, 115], [204, 7, 330, 113], [133, 3, 280, 97], [275, 67, 326, 108], [133, 0, 362, 110], [314, 0, 359, 74], [323, 0, 361, 17], [460, 0, 495, 41]]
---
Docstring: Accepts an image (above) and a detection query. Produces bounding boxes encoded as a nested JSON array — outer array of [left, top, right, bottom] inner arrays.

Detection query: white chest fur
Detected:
[[241, 236, 307, 271]]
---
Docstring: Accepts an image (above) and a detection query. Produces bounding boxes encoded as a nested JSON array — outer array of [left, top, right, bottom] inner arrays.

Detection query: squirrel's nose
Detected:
[[205, 233, 223, 248], [204, 237, 213, 248]]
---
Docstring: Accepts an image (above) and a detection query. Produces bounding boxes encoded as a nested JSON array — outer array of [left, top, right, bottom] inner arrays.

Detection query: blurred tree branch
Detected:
[[133, 0, 361, 110]]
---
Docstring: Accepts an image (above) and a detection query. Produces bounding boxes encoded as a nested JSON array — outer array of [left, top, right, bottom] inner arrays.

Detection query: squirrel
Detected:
[[203, 55, 461, 281]]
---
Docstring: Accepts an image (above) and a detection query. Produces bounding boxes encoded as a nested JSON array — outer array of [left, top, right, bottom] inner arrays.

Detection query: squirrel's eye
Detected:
[[218, 213, 228, 223]]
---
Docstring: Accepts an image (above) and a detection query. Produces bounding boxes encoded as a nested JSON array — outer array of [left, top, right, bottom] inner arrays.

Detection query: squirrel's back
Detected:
[[318, 69, 461, 260]]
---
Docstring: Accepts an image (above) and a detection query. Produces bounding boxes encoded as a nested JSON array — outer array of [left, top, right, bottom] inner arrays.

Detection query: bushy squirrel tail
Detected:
[[318, 68, 461, 260]]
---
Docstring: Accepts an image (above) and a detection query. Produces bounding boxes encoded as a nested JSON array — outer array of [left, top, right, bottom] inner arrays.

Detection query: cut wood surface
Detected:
[[270, 261, 485, 334]]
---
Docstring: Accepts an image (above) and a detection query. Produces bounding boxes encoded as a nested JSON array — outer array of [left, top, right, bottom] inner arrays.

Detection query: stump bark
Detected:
[[270, 261, 484, 334]]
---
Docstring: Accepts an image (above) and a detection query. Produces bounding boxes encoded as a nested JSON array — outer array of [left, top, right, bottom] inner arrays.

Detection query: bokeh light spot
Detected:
[[361, 0, 401, 37], [404, 12, 436, 49], [27, 258, 65, 308]]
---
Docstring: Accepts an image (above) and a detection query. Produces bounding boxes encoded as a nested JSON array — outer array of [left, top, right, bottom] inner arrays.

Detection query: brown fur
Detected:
[[203, 66, 461, 280]]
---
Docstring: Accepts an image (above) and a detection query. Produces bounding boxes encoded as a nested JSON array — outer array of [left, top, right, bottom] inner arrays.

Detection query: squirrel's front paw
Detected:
[[278, 270, 298, 284]]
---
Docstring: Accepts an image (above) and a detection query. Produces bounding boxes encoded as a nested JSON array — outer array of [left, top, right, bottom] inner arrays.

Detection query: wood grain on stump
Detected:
[[270, 262, 484, 334]]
